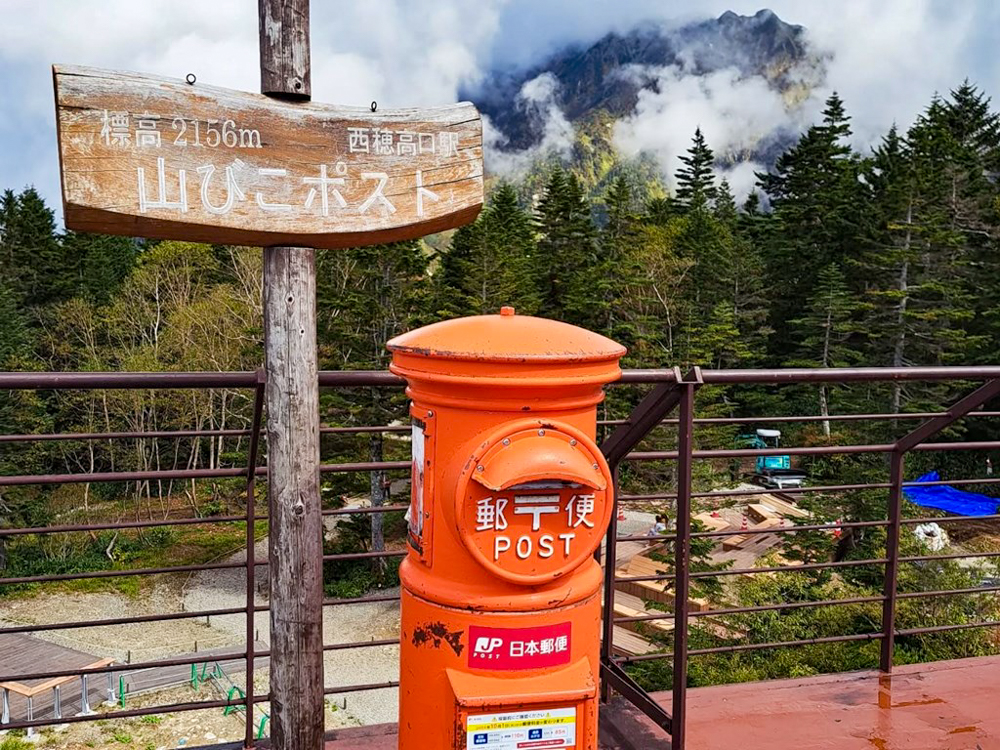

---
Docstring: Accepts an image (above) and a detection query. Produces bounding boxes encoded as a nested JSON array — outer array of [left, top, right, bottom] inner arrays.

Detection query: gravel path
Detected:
[[183, 537, 402, 726], [0, 583, 239, 663]]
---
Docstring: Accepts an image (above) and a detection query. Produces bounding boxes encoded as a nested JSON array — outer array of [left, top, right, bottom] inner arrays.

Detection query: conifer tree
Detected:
[[586, 174, 640, 338], [789, 263, 863, 435], [533, 167, 598, 323], [675, 127, 717, 211], [0, 188, 70, 308], [433, 183, 539, 317], [643, 195, 679, 226], [64, 232, 140, 305], [0, 281, 29, 366], [317, 241, 429, 574], [756, 93, 870, 357], [863, 125, 920, 416]]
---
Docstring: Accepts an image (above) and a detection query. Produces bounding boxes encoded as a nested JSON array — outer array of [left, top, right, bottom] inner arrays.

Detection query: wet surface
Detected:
[[321, 655, 1000, 749], [670, 655, 1000, 749]]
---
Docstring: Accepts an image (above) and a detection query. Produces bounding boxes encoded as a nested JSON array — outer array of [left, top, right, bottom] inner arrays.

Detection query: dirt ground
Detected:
[[0, 533, 402, 741], [182, 538, 402, 726]]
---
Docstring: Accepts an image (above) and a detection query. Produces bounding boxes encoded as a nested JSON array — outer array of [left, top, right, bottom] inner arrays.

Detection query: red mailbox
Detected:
[[388, 307, 625, 750]]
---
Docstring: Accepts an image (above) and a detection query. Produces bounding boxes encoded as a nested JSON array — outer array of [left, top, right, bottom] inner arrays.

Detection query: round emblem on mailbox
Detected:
[[455, 420, 614, 586]]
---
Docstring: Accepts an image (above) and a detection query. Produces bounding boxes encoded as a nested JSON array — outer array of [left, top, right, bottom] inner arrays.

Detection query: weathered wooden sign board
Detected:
[[53, 65, 484, 248]]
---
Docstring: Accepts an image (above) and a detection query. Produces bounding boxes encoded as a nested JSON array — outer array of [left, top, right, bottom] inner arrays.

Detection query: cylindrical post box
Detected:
[[389, 307, 625, 750]]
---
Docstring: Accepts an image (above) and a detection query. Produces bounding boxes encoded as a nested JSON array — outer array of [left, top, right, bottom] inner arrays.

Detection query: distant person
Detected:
[[647, 514, 668, 537]]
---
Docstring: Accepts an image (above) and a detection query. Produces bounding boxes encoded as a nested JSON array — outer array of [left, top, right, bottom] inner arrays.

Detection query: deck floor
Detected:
[[321, 655, 1000, 749]]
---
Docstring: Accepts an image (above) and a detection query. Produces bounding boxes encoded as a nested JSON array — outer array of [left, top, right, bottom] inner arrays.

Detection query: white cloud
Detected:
[[484, 72, 576, 175], [612, 64, 807, 190], [1, 1, 999, 212], [783, 0, 985, 147]]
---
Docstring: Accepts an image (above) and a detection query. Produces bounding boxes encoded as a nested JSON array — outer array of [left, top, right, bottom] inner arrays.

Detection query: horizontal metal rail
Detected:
[[0, 461, 411, 487], [617, 366, 1000, 384], [614, 595, 886, 624], [0, 649, 250, 687], [897, 585, 1000, 599], [321, 594, 399, 607], [323, 639, 399, 651], [0, 559, 259, 587], [0, 605, 268, 636], [614, 518, 888, 544], [687, 631, 886, 656], [605, 411, 1000, 427], [0, 502, 408, 537], [0, 514, 250, 536], [0, 696, 248, 733], [900, 550, 1000, 563], [614, 585, 1000, 626], [323, 681, 400, 695], [627, 439, 1000, 462], [321, 503, 409, 517], [321, 550, 407, 562], [896, 620, 1000, 636], [7, 409, 1000, 444], [5, 365, 1000, 392], [614, 557, 890, 584]]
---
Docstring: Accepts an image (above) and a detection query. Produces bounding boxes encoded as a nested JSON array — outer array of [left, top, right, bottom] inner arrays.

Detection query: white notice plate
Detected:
[[466, 707, 576, 749]]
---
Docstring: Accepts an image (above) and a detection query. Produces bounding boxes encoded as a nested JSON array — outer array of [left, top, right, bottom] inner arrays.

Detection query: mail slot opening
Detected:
[[457, 421, 613, 586]]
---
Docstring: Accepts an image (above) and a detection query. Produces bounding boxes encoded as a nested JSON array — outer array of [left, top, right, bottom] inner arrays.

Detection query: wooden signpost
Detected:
[[52, 2, 484, 748], [53, 67, 484, 248]]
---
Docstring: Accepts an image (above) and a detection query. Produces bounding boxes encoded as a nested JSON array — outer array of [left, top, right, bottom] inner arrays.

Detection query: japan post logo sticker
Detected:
[[468, 623, 572, 670]]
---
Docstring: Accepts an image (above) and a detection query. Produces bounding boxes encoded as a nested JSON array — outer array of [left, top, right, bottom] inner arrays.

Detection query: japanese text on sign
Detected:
[[476, 493, 597, 562], [55, 65, 484, 247], [98, 112, 462, 219], [468, 623, 573, 671], [466, 706, 576, 749]]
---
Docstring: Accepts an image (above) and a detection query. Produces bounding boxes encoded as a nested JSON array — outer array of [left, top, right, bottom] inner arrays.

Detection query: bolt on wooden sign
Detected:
[[53, 65, 484, 248]]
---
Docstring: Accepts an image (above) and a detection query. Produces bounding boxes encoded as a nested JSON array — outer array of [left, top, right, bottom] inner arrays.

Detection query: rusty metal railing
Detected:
[[2, 366, 1000, 748], [598, 367, 1000, 750]]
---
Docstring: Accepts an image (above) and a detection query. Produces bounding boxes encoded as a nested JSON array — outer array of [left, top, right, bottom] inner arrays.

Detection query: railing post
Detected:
[[53, 684, 62, 720], [671, 379, 697, 750], [106, 668, 117, 705], [244, 369, 265, 749], [25, 695, 34, 737], [600, 465, 621, 702], [881, 449, 904, 672], [1, 686, 8, 726], [78, 674, 93, 716]]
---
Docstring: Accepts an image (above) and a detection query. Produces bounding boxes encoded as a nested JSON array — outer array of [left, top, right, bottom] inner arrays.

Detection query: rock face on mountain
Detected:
[[467, 9, 814, 152]]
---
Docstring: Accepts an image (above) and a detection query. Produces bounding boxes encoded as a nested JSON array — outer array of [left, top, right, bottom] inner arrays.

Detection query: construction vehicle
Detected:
[[736, 428, 807, 490]]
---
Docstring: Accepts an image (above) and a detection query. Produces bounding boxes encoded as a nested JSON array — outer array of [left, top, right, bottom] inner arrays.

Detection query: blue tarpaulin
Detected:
[[903, 471, 1000, 516]]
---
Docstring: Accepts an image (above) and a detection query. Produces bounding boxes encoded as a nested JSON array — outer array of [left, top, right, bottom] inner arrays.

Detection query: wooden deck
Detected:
[[0, 632, 268, 725], [317, 655, 1000, 749], [0, 633, 109, 722]]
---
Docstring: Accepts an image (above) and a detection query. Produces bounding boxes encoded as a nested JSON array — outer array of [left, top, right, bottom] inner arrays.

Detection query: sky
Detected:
[[2, 0, 1000, 217]]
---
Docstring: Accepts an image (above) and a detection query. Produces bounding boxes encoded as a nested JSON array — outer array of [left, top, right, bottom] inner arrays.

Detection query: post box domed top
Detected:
[[387, 308, 626, 365]]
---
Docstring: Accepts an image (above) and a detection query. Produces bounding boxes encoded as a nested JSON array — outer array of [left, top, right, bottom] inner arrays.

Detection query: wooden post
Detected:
[[259, 0, 311, 100], [259, 2, 324, 749]]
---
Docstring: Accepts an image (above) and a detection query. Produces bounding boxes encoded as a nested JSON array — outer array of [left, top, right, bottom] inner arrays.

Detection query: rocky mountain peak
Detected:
[[468, 9, 813, 152]]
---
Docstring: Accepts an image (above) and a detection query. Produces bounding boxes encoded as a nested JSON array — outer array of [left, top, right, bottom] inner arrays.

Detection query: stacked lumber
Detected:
[[759, 494, 810, 519], [721, 517, 782, 551], [615, 553, 712, 612], [612, 626, 658, 657], [747, 503, 779, 523], [693, 512, 730, 532]]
